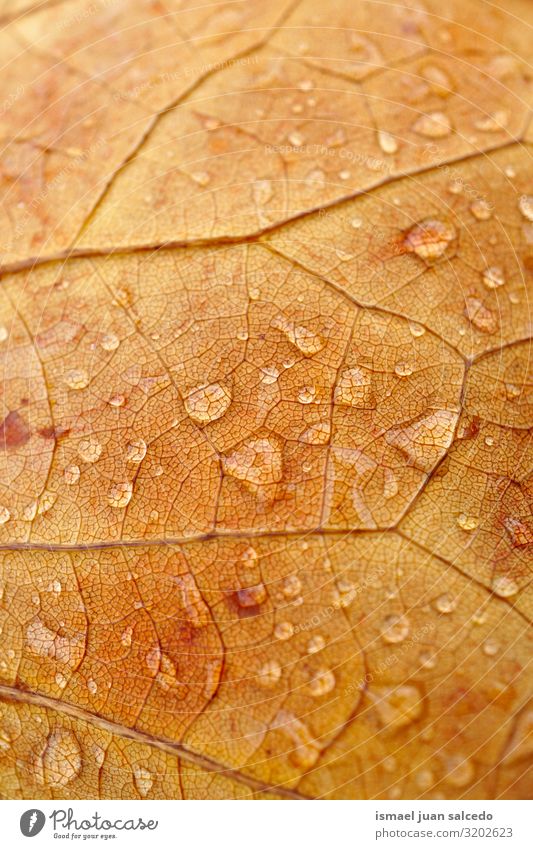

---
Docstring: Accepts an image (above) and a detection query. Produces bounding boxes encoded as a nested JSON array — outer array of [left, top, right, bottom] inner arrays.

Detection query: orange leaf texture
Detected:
[[0, 0, 532, 801]]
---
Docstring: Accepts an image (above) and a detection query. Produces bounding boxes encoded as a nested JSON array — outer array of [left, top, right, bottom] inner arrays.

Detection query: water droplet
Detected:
[[419, 650, 437, 669], [107, 482, 133, 508], [108, 393, 125, 407], [394, 361, 413, 377], [299, 421, 330, 444], [0, 326, 8, 342], [483, 639, 500, 656], [34, 729, 82, 787], [237, 582, 267, 608], [339, 169, 351, 180], [518, 195, 533, 221], [464, 296, 498, 333], [335, 247, 354, 262], [64, 368, 90, 390], [52, 579, 62, 595], [253, 179, 273, 205], [87, 679, 97, 695], [78, 436, 102, 464], [443, 755, 475, 787], [385, 409, 457, 472], [133, 766, 153, 797], [273, 710, 321, 768], [191, 170, 210, 186], [503, 517, 532, 547], [0, 506, 10, 524], [298, 79, 314, 92], [126, 438, 147, 463], [335, 367, 371, 407], [298, 385, 316, 404], [305, 168, 326, 190], [416, 768, 435, 790], [274, 621, 294, 641], [470, 198, 493, 220], [236, 328, 249, 341], [378, 130, 398, 154], [308, 667, 336, 697], [482, 266, 505, 289], [121, 626, 133, 648], [368, 684, 423, 729], [260, 366, 280, 385], [409, 321, 426, 337], [351, 217, 363, 229], [412, 111, 452, 138], [288, 131, 304, 146], [423, 64, 453, 95], [505, 382, 521, 400], [272, 315, 324, 356], [184, 382, 232, 424], [433, 593, 456, 613], [258, 660, 282, 687], [492, 575, 519, 598], [307, 635, 325, 654], [55, 672, 68, 689], [381, 614, 410, 643], [223, 436, 282, 486], [475, 110, 508, 132], [457, 513, 478, 531], [282, 575, 302, 599], [100, 332, 120, 351], [404, 218, 456, 261]]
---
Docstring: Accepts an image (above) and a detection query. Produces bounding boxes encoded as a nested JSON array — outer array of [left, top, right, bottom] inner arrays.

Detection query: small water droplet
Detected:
[[377, 130, 398, 154], [108, 393, 125, 407], [503, 516, 532, 547], [412, 111, 452, 138], [78, 436, 102, 464], [470, 198, 493, 220], [282, 574, 302, 599], [457, 513, 478, 531], [34, 729, 82, 787], [288, 130, 304, 146], [307, 635, 325, 654], [0, 506, 10, 524], [0, 326, 8, 342], [505, 382, 521, 400], [273, 710, 321, 768], [298, 385, 316, 405], [305, 168, 326, 190], [223, 437, 282, 486], [394, 361, 413, 377], [299, 421, 330, 444], [184, 383, 232, 424], [416, 768, 435, 790], [191, 171, 210, 186], [518, 195, 533, 221], [351, 217, 363, 229], [260, 365, 280, 385], [126, 438, 147, 463], [274, 621, 294, 641], [404, 218, 456, 261], [335, 367, 371, 407], [107, 482, 133, 509], [237, 582, 267, 608], [87, 678, 97, 695], [443, 755, 475, 787], [253, 179, 273, 205], [483, 639, 500, 656], [258, 660, 282, 687], [308, 667, 336, 697], [464, 296, 498, 333], [52, 579, 62, 595], [433, 593, 456, 613], [64, 368, 90, 390], [475, 110, 508, 132], [485, 435, 494, 446], [121, 626, 133, 648], [492, 575, 519, 598], [55, 672, 68, 689], [368, 684, 423, 729], [419, 650, 437, 669], [272, 315, 324, 356], [133, 766, 153, 797], [100, 332, 120, 351], [381, 614, 410, 644], [482, 266, 505, 289]]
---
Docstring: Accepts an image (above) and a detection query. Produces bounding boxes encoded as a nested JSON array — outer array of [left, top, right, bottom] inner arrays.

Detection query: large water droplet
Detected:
[[100, 332, 120, 352], [237, 582, 267, 608], [378, 130, 398, 154], [184, 382, 231, 424]]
